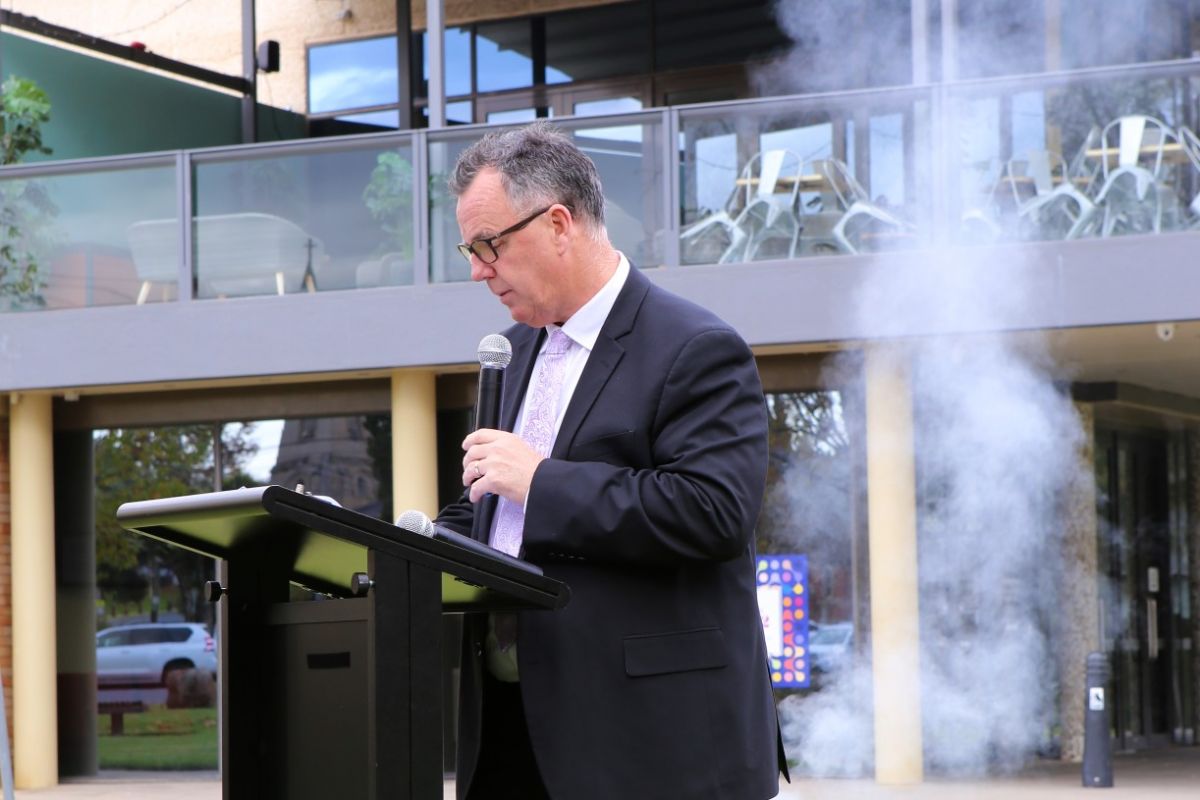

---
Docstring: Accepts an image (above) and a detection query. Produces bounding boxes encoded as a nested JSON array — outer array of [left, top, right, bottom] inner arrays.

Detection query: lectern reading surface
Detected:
[[117, 485, 568, 800]]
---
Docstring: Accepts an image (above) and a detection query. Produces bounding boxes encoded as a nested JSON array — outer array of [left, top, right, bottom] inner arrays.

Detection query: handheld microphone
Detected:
[[472, 334, 511, 541], [475, 333, 512, 431], [396, 509, 542, 575]]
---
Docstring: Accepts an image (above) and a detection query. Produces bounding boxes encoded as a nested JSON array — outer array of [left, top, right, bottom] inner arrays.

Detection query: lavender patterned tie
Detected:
[[490, 327, 574, 557]]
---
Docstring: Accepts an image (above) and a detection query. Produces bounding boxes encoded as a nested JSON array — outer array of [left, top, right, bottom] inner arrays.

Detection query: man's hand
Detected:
[[462, 429, 544, 504]]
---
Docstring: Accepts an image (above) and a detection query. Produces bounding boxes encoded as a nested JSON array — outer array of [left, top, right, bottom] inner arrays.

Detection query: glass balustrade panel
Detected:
[[191, 140, 416, 299], [678, 92, 931, 266], [948, 66, 1200, 245], [0, 162, 176, 312], [427, 115, 666, 283]]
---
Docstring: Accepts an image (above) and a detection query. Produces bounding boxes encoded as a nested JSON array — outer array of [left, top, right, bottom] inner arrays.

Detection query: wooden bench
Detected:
[[98, 699, 146, 735]]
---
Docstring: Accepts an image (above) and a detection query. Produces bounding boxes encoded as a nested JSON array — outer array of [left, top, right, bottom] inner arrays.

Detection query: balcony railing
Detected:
[[1, 58, 1198, 312]]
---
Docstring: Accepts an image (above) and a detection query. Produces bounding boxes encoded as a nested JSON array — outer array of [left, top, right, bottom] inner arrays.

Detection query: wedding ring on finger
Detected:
[[473, 462, 482, 479]]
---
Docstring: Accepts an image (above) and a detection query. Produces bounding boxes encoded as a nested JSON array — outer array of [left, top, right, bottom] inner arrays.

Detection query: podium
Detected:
[[116, 485, 569, 800]]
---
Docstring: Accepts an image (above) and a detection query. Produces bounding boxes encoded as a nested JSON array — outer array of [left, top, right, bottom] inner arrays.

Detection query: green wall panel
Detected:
[[1, 32, 305, 162]]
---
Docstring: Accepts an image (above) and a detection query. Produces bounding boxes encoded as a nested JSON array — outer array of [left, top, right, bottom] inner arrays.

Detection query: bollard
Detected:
[[1082, 652, 1113, 788]]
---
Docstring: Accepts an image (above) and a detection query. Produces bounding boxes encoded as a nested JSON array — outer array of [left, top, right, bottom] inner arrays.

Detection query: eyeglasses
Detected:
[[456, 205, 556, 264]]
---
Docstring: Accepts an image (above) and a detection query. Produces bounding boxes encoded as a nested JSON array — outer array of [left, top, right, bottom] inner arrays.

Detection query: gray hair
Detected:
[[449, 121, 606, 232]]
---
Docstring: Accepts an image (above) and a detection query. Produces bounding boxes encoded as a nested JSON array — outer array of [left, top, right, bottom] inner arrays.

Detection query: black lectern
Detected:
[[116, 485, 569, 800]]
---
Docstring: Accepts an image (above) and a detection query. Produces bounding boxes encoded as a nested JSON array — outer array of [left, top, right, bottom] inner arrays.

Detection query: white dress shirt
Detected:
[[484, 253, 630, 682], [509, 252, 631, 452]]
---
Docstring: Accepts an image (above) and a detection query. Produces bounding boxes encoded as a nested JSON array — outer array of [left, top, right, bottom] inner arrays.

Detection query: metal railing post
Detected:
[[930, 82, 952, 247], [413, 130, 431, 286], [662, 107, 681, 267], [178, 151, 195, 302]]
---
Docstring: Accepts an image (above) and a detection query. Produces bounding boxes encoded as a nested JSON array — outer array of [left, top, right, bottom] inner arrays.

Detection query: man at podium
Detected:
[[436, 122, 786, 800]]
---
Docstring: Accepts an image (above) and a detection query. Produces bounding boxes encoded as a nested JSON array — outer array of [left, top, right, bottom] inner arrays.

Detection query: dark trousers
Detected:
[[466, 674, 551, 800]]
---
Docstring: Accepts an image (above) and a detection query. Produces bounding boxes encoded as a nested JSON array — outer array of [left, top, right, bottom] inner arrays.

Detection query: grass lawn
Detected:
[[97, 706, 218, 770]]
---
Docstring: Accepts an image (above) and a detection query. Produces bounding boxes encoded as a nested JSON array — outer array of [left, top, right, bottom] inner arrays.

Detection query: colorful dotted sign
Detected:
[[756, 554, 809, 688]]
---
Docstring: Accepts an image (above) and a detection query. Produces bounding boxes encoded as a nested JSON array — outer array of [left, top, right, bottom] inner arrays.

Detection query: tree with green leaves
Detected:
[[0, 75, 54, 310], [1, 75, 51, 164], [94, 424, 258, 626], [362, 151, 415, 257]]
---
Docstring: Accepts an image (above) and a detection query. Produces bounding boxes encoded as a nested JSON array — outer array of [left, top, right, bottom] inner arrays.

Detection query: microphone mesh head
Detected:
[[395, 509, 435, 537], [478, 334, 513, 368]]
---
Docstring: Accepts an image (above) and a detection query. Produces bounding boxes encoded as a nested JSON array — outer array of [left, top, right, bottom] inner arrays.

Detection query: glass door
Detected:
[[1097, 427, 1193, 749]]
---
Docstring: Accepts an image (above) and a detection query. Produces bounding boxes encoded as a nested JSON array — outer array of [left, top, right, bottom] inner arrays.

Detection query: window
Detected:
[[308, 37, 399, 114], [476, 20, 534, 93], [1060, 0, 1190, 69], [131, 626, 190, 644], [336, 110, 402, 130], [754, 377, 868, 722], [308, 0, 788, 135], [956, 0, 1045, 79], [546, 4, 651, 84], [487, 107, 540, 124], [422, 26, 473, 97]]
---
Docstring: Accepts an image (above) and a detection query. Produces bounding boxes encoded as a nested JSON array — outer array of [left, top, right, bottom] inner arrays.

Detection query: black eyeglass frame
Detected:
[[456, 204, 565, 264]]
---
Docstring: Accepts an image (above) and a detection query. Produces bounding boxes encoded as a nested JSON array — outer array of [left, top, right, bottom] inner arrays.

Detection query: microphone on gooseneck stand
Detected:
[[396, 509, 542, 575], [471, 334, 512, 542]]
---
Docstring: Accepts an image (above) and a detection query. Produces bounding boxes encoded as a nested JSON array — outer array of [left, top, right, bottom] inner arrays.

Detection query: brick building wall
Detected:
[[1057, 402, 1100, 761]]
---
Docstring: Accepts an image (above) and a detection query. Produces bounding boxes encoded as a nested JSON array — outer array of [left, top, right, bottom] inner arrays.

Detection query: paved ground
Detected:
[[12, 748, 1200, 799]]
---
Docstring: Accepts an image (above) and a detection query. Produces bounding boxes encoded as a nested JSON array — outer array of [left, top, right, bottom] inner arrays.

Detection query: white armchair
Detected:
[[128, 212, 324, 302]]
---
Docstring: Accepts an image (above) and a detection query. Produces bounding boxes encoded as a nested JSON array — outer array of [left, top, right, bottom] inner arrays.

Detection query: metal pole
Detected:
[[1082, 652, 1114, 788], [0, 665, 14, 800], [241, 0, 257, 143], [910, 0, 929, 84], [940, 0, 958, 83], [427, 0, 445, 128], [395, 0, 413, 130]]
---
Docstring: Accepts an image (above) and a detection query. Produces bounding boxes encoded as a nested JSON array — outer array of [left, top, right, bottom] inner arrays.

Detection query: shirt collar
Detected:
[[545, 252, 630, 353]]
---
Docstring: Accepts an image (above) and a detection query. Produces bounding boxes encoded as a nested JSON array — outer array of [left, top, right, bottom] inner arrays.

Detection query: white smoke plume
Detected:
[[778, 249, 1085, 776], [762, 0, 1111, 776]]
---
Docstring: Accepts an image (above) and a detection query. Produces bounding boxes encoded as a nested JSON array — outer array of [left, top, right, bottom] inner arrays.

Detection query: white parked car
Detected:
[[96, 622, 217, 687], [809, 622, 853, 674]]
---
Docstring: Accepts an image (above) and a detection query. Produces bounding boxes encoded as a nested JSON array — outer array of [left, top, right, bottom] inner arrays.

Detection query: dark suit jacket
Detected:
[[437, 266, 784, 799]]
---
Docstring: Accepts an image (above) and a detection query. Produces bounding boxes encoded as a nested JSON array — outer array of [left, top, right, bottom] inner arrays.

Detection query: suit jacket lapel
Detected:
[[552, 267, 650, 458]]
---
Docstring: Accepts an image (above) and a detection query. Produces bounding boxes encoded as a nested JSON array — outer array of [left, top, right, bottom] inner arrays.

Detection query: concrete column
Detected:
[[1057, 403, 1101, 762], [0, 398, 12, 755], [9, 393, 57, 788], [55, 431, 97, 777], [863, 347, 923, 784], [391, 370, 439, 517]]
